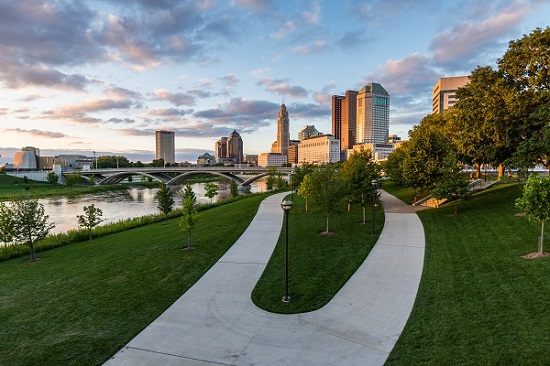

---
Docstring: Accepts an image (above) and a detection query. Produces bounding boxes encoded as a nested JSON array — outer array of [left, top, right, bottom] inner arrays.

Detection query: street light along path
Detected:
[[104, 190, 425, 366]]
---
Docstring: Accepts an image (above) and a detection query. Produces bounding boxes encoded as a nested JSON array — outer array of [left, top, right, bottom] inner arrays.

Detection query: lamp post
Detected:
[[371, 179, 377, 236], [280, 199, 293, 303]]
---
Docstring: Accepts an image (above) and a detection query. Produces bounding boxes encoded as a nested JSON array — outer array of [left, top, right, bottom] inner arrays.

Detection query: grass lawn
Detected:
[[0, 174, 128, 201], [386, 183, 550, 365], [0, 194, 266, 366], [252, 194, 384, 314]]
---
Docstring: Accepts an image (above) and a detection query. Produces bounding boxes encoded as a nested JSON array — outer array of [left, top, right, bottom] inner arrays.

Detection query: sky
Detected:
[[1, 0, 549, 165]]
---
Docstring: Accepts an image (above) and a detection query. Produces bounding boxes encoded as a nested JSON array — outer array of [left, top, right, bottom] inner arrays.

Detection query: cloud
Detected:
[[219, 74, 239, 87], [291, 40, 329, 54], [8, 128, 67, 138], [271, 21, 296, 40], [256, 78, 309, 98], [148, 108, 194, 117], [194, 97, 279, 125], [302, 2, 321, 24], [152, 89, 196, 106], [40, 98, 136, 124], [430, 0, 533, 70], [337, 29, 370, 51], [107, 117, 136, 124], [105, 86, 143, 100]]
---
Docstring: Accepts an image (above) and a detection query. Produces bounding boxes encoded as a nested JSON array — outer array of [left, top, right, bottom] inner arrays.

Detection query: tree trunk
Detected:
[[325, 215, 329, 234], [362, 206, 366, 224], [498, 164, 505, 180], [88, 230, 93, 241], [29, 242, 36, 262], [305, 197, 308, 212], [476, 163, 481, 179], [348, 198, 351, 212], [539, 221, 545, 255]]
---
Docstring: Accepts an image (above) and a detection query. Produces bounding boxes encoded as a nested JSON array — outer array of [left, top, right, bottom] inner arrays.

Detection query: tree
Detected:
[[156, 183, 174, 223], [297, 173, 313, 212], [515, 174, 550, 255], [7, 199, 55, 261], [65, 170, 82, 186], [0, 202, 14, 245], [182, 183, 196, 202], [293, 162, 315, 188], [230, 180, 239, 198], [96, 155, 131, 168], [310, 164, 346, 235], [180, 196, 199, 250], [383, 142, 408, 186], [46, 172, 59, 185], [265, 167, 277, 190], [431, 152, 470, 214], [204, 182, 219, 203], [340, 147, 380, 223], [77, 204, 103, 240]]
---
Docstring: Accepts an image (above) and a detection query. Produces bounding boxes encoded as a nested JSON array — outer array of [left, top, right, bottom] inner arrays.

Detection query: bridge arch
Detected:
[[167, 171, 245, 186], [97, 172, 166, 185]]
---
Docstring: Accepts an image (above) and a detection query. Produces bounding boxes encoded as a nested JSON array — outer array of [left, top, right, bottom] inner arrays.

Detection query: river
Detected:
[[35, 180, 267, 234]]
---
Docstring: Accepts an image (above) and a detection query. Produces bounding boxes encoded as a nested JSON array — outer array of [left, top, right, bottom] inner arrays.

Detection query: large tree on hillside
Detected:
[[401, 120, 450, 199]]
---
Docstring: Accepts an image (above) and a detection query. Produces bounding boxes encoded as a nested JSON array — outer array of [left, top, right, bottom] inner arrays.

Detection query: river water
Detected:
[[33, 180, 267, 235]]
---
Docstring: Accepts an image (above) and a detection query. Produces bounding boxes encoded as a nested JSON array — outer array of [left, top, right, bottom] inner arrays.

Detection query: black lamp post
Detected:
[[280, 199, 293, 303], [371, 179, 377, 236]]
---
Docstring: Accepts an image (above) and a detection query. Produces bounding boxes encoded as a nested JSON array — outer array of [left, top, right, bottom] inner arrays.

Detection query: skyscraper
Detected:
[[155, 130, 175, 163], [432, 76, 470, 114], [332, 90, 357, 151], [356, 83, 389, 144], [215, 137, 228, 162], [273, 103, 290, 157], [227, 130, 244, 163]]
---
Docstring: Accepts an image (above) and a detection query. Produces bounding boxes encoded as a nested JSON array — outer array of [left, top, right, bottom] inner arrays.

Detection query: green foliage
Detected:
[[156, 183, 175, 222], [95, 155, 131, 168], [293, 163, 315, 188], [3, 199, 55, 261], [65, 171, 82, 186], [341, 147, 380, 206], [77, 204, 104, 241], [431, 152, 470, 213], [383, 143, 408, 186], [265, 166, 277, 190], [297, 174, 313, 212], [309, 164, 346, 234], [204, 182, 219, 203], [46, 172, 59, 185], [230, 180, 239, 198], [182, 183, 196, 202], [515, 174, 550, 254], [180, 196, 200, 249], [0, 202, 14, 245]]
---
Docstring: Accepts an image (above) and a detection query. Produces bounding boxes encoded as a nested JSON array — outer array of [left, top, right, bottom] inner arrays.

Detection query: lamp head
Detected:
[[280, 200, 293, 211]]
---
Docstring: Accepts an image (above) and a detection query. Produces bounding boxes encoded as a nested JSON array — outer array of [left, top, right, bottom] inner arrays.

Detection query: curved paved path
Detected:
[[105, 190, 425, 366]]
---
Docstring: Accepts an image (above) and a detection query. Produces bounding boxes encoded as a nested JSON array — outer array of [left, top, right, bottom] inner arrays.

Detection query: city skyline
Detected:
[[1, 0, 549, 165]]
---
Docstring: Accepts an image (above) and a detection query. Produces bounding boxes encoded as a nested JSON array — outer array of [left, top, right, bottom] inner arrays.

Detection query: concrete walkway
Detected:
[[105, 190, 425, 366]]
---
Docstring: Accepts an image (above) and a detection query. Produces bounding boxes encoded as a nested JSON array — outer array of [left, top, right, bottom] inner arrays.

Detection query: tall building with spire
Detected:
[[227, 130, 244, 163], [271, 103, 290, 158]]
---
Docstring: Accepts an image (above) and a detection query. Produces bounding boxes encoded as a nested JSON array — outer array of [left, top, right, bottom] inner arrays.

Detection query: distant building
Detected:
[[298, 125, 321, 140], [227, 130, 244, 164], [432, 76, 470, 114], [258, 153, 287, 167], [298, 135, 340, 165], [156, 130, 175, 163], [197, 153, 216, 166], [271, 103, 290, 158], [351, 142, 395, 162], [332, 90, 358, 151], [388, 134, 401, 143], [13, 147, 39, 170], [244, 154, 258, 166], [356, 83, 389, 144]]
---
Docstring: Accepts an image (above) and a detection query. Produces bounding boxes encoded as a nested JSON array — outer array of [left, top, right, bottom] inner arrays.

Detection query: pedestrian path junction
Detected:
[[105, 190, 425, 366]]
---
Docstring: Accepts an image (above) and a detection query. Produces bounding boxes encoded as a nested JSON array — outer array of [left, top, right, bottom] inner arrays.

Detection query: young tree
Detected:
[[46, 172, 59, 185], [180, 196, 199, 250], [0, 202, 14, 245], [204, 182, 219, 203], [297, 173, 313, 212], [182, 183, 196, 202], [8, 199, 55, 261], [65, 170, 82, 186], [265, 167, 277, 190], [156, 182, 175, 223], [340, 147, 380, 222], [515, 174, 550, 255], [310, 164, 346, 235], [431, 152, 470, 214], [230, 180, 239, 198], [77, 204, 103, 240]]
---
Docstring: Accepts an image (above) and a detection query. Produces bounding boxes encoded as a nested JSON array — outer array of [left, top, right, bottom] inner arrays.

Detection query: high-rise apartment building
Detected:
[[215, 137, 228, 162], [298, 125, 321, 140], [155, 130, 175, 163], [432, 76, 470, 114], [356, 83, 389, 144], [332, 90, 358, 151], [271, 103, 290, 157], [227, 130, 244, 163]]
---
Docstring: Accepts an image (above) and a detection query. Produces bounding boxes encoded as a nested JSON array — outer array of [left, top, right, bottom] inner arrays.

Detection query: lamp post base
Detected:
[[282, 295, 291, 303]]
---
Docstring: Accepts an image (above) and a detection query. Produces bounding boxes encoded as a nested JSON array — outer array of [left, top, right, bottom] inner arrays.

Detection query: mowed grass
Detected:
[[252, 194, 384, 313], [386, 183, 550, 365], [0, 194, 265, 366]]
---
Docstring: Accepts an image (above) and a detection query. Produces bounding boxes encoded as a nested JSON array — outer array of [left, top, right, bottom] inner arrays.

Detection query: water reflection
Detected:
[[32, 180, 267, 234]]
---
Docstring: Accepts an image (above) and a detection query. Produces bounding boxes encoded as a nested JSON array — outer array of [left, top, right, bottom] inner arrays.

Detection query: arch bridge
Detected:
[[67, 166, 293, 187]]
